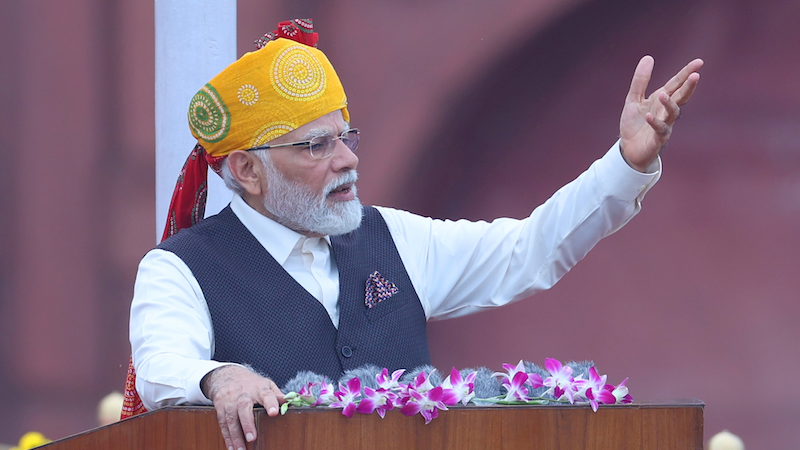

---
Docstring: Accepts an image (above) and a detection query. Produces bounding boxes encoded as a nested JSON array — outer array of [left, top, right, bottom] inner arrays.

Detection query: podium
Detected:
[[41, 400, 703, 449]]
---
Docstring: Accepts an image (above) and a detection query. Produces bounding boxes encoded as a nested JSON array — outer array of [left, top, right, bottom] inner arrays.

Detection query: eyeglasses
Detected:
[[245, 128, 360, 159]]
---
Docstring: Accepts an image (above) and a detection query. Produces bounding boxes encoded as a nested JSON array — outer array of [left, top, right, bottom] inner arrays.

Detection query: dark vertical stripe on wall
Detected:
[[0, 0, 23, 444], [90, 0, 131, 396]]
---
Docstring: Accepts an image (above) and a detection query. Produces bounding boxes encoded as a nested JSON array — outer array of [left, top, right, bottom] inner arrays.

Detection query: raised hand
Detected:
[[201, 365, 285, 450], [619, 55, 703, 172]]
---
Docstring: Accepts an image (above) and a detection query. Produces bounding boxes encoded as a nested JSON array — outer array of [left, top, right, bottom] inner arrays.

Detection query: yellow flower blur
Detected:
[[10, 431, 50, 450]]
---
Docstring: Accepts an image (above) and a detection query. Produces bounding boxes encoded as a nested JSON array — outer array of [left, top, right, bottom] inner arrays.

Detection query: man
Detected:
[[129, 19, 701, 450]]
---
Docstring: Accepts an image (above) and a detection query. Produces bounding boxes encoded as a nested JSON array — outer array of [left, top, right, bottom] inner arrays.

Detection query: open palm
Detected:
[[619, 56, 703, 172]]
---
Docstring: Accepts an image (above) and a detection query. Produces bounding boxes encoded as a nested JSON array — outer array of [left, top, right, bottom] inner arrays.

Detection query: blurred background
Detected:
[[1, 0, 798, 447]]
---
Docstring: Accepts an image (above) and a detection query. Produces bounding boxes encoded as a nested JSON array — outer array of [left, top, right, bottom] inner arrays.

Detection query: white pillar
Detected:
[[155, 0, 236, 241]]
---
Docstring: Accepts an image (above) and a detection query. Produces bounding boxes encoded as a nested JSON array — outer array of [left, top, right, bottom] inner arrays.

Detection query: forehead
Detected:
[[270, 110, 347, 143]]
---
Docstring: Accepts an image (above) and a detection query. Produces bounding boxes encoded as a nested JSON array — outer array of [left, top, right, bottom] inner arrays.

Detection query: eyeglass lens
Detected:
[[309, 130, 360, 158]]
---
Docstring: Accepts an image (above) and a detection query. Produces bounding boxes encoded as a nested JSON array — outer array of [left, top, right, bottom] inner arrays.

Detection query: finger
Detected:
[[662, 58, 704, 97], [671, 72, 701, 106], [645, 112, 671, 138], [259, 381, 283, 417], [237, 394, 257, 444], [273, 382, 286, 403], [626, 55, 655, 104], [658, 91, 681, 124], [216, 406, 235, 450], [224, 402, 247, 450]]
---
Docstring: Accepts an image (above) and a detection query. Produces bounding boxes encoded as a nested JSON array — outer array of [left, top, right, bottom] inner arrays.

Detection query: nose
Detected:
[[330, 138, 358, 172]]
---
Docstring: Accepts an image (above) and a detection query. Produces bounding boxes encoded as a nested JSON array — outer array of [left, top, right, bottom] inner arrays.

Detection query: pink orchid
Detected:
[[330, 378, 362, 418], [528, 372, 544, 389], [399, 370, 443, 401], [356, 387, 397, 418], [394, 370, 432, 407], [416, 370, 459, 405], [314, 380, 337, 406], [502, 371, 532, 402], [543, 358, 581, 403], [441, 367, 476, 406], [395, 382, 412, 406], [582, 367, 615, 412], [587, 375, 632, 410], [297, 382, 318, 404], [412, 370, 435, 392], [398, 370, 458, 423], [400, 385, 452, 424], [610, 377, 633, 404], [492, 360, 527, 386], [376, 368, 405, 390]]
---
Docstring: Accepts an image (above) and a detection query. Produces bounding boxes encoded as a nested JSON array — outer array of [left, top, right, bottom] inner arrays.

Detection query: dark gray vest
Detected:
[[157, 205, 431, 388]]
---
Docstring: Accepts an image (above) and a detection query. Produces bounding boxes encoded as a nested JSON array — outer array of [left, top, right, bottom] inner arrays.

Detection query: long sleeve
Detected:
[[129, 249, 235, 410], [378, 141, 660, 320]]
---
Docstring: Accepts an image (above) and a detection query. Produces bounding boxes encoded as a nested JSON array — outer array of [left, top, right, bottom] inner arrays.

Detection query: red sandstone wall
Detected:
[[1, 0, 798, 447]]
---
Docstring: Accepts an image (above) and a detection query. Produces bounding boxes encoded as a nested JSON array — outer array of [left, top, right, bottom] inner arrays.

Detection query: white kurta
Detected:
[[130, 141, 660, 410]]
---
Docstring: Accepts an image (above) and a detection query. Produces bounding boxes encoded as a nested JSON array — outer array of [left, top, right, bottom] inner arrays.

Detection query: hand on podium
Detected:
[[201, 365, 285, 450]]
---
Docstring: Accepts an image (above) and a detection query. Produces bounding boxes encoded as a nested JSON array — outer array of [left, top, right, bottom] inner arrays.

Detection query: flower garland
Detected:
[[280, 358, 632, 424]]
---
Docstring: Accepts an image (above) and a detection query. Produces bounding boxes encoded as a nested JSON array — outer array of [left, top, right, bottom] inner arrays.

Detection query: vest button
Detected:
[[341, 346, 353, 358]]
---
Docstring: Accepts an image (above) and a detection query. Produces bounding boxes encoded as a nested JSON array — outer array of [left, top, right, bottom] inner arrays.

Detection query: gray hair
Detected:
[[219, 150, 273, 196]]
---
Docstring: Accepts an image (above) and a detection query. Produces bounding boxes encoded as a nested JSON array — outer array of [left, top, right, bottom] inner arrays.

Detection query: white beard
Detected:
[[260, 155, 363, 236]]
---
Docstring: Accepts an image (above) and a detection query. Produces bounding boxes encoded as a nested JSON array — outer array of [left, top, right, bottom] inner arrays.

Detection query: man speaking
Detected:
[[128, 19, 702, 450]]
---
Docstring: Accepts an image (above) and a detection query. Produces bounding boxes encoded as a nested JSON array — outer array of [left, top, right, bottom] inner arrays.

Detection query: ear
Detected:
[[226, 150, 264, 196]]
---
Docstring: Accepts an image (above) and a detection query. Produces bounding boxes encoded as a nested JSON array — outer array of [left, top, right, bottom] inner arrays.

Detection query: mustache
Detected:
[[324, 170, 358, 196]]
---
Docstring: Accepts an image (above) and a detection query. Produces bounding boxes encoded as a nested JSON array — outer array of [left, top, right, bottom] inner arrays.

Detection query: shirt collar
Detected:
[[230, 195, 312, 265]]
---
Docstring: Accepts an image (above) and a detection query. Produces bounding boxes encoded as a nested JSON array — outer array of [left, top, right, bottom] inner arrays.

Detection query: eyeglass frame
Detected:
[[243, 128, 360, 159]]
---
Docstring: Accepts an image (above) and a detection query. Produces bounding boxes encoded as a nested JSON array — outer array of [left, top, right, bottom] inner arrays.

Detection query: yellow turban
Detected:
[[187, 37, 350, 157]]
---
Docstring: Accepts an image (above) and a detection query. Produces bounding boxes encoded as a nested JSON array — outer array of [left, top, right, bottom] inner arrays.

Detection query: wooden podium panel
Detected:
[[41, 400, 703, 450]]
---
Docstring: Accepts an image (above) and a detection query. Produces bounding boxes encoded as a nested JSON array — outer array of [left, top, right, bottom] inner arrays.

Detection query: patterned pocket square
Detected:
[[365, 270, 399, 309]]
